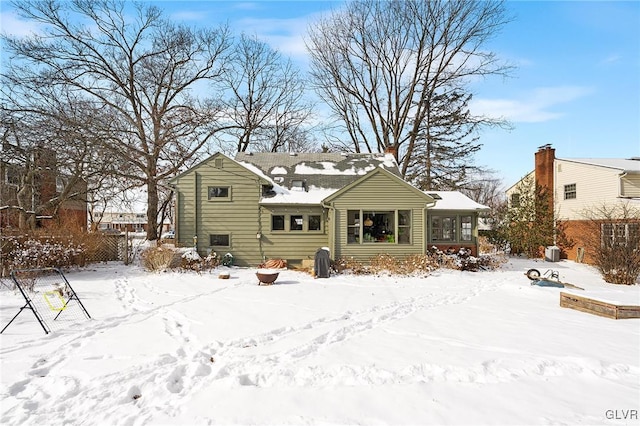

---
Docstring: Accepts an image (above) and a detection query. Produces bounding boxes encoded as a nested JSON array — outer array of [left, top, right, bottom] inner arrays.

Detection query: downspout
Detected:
[[423, 200, 436, 254], [194, 172, 199, 250], [321, 201, 335, 257], [257, 180, 265, 262], [619, 172, 627, 198]]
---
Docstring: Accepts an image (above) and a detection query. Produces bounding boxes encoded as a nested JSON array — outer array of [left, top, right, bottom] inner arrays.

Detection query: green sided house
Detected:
[[169, 152, 488, 267]]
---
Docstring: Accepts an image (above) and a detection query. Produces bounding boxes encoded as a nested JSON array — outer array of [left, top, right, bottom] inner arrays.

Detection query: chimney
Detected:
[[384, 145, 398, 160], [534, 144, 555, 208]]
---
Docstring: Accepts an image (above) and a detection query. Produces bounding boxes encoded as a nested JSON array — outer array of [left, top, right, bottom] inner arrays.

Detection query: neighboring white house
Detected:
[[507, 145, 640, 262]]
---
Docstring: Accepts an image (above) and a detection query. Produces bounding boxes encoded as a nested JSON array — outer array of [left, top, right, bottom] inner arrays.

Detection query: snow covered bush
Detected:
[[6, 237, 84, 271]]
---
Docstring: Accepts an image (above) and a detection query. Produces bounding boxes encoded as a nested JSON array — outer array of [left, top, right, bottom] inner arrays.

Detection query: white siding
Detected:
[[506, 170, 534, 207], [555, 160, 625, 220]]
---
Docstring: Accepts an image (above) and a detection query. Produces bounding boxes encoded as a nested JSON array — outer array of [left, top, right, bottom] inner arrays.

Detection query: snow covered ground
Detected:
[[1, 257, 639, 425]]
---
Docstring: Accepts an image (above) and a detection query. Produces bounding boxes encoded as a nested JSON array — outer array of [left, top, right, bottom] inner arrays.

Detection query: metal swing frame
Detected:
[[1, 267, 91, 335]]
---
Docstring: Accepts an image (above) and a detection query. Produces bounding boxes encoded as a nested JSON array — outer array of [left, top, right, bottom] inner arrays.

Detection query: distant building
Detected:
[[1, 143, 87, 231], [507, 145, 640, 262], [93, 210, 172, 234]]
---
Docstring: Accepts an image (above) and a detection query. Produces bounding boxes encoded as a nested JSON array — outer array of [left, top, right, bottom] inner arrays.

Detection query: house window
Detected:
[[510, 193, 520, 207], [602, 223, 639, 248], [564, 184, 576, 200], [208, 186, 230, 200], [56, 176, 66, 193], [290, 180, 306, 191], [272, 215, 285, 231], [214, 158, 224, 168], [431, 216, 456, 242], [290, 215, 303, 231], [461, 216, 472, 241], [272, 214, 322, 232], [210, 234, 230, 247], [262, 185, 276, 198], [5, 166, 20, 186], [309, 215, 322, 231], [398, 210, 411, 244], [347, 210, 397, 243]]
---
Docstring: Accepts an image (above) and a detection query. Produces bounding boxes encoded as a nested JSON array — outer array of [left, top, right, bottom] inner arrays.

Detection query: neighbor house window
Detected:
[[309, 215, 322, 231], [5, 166, 20, 186], [208, 186, 230, 200], [564, 183, 576, 200], [602, 223, 639, 248], [290, 215, 303, 231], [431, 216, 456, 242], [510, 193, 520, 207], [56, 176, 66, 193], [272, 215, 285, 231], [461, 216, 472, 241], [210, 234, 230, 247]]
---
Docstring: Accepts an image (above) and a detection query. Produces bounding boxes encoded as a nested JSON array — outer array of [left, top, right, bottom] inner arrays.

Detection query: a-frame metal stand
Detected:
[[1, 267, 91, 335]]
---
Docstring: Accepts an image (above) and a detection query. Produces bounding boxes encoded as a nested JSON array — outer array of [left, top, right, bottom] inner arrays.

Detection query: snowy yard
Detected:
[[1, 257, 639, 425]]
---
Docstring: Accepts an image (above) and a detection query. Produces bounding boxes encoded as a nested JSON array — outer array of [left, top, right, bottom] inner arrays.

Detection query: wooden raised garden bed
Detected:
[[560, 292, 640, 320]]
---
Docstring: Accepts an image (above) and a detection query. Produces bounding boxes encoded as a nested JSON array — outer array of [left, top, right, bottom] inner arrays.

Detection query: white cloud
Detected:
[[471, 86, 594, 123], [0, 11, 42, 37], [599, 53, 621, 65]]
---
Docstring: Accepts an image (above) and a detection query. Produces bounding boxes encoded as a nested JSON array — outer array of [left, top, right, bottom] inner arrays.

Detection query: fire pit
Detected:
[[256, 270, 280, 285]]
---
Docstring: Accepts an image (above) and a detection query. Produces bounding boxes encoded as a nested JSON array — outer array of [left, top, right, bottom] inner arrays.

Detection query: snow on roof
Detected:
[[426, 191, 490, 211], [559, 158, 640, 173], [294, 161, 377, 175], [259, 186, 338, 205]]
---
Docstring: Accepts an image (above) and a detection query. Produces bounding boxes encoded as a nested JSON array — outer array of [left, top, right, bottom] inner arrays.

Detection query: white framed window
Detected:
[[564, 183, 576, 200], [602, 223, 639, 248]]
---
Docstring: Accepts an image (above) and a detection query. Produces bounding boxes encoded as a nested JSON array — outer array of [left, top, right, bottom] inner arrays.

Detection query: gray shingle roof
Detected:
[[235, 152, 400, 190]]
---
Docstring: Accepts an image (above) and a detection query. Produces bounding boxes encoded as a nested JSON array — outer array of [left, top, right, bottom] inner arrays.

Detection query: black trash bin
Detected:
[[314, 247, 331, 278]]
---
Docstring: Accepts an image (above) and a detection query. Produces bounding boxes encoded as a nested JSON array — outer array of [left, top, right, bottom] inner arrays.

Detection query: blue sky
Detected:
[[2, 0, 639, 187]]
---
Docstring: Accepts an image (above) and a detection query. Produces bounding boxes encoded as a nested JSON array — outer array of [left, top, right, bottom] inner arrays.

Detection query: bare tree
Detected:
[[222, 34, 313, 153], [2, 0, 233, 240], [1, 97, 117, 231], [307, 0, 512, 184]]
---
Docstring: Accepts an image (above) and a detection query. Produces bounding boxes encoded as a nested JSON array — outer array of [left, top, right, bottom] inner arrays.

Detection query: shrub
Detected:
[[5, 236, 84, 271], [579, 203, 640, 285], [141, 245, 180, 271], [334, 251, 505, 276]]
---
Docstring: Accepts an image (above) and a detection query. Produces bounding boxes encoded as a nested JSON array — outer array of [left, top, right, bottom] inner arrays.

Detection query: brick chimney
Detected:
[[534, 144, 555, 209], [384, 145, 398, 161]]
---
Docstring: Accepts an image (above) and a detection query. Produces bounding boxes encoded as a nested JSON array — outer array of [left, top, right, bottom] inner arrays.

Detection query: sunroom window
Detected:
[[431, 216, 456, 242]]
